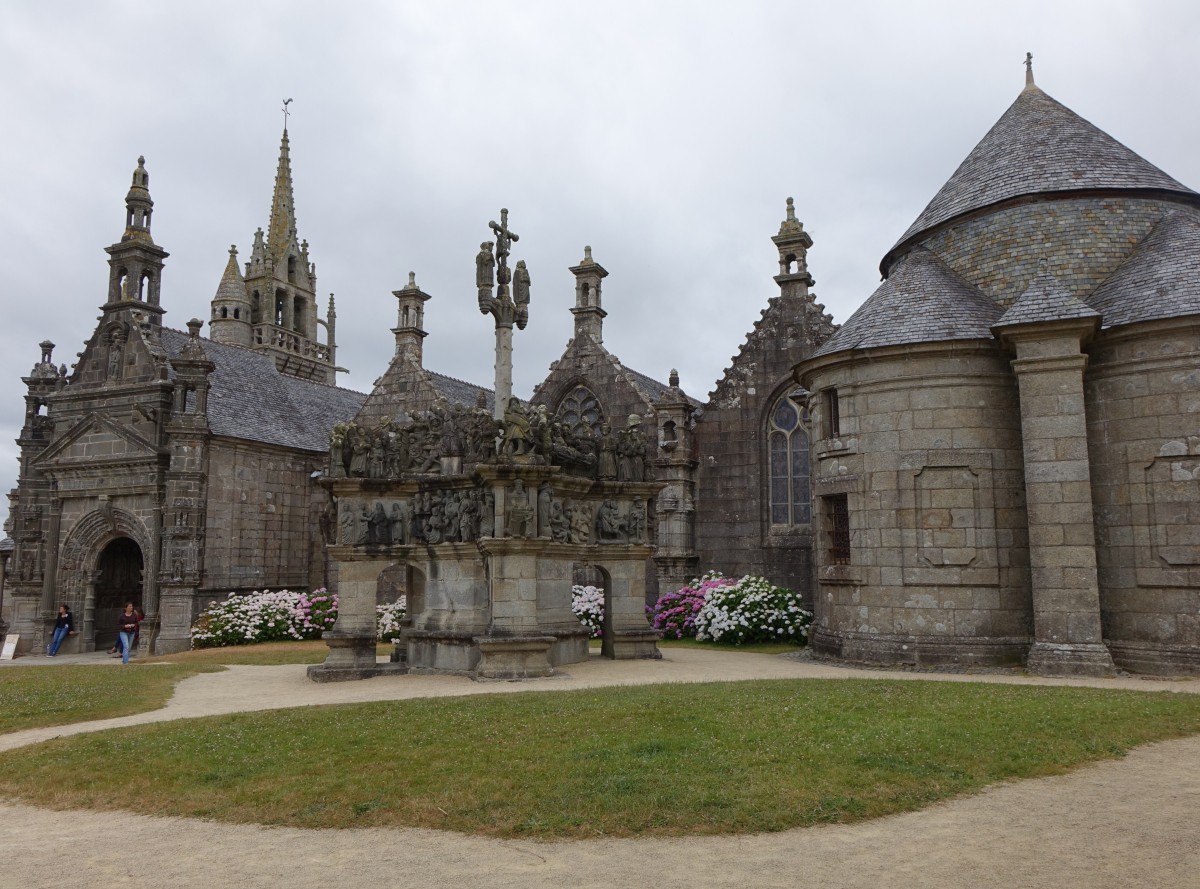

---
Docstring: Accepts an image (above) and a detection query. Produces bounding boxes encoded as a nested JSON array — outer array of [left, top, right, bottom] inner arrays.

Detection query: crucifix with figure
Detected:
[[476, 208, 531, 419]]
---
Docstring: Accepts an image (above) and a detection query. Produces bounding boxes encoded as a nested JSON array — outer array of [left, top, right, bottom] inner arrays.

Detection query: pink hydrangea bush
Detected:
[[649, 572, 733, 639]]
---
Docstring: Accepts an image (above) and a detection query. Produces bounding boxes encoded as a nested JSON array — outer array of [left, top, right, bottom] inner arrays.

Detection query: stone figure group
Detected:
[[330, 403, 501, 480], [329, 401, 652, 482], [339, 489, 493, 546]]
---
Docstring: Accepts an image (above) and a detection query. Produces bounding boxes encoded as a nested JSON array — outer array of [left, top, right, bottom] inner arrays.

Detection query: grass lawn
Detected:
[[0, 678, 1197, 838], [0, 664, 222, 735], [0, 641, 394, 733]]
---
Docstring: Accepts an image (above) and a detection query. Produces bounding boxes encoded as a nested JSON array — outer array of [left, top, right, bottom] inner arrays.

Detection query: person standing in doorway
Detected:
[[46, 604, 76, 657], [115, 602, 140, 665]]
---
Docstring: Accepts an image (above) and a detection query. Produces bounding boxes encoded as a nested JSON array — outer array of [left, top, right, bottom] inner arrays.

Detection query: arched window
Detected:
[[556, 385, 604, 437], [768, 388, 811, 526]]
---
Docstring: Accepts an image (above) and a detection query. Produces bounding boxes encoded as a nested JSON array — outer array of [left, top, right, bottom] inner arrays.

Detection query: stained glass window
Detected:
[[768, 388, 811, 526], [557, 386, 604, 437]]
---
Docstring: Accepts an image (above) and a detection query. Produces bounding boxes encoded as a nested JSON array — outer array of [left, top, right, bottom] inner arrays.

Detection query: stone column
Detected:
[[493, 324, 513, 421], [1007, 325, 1114, 676], [38, 496, 61, 617], [310, 556, 391, 681]]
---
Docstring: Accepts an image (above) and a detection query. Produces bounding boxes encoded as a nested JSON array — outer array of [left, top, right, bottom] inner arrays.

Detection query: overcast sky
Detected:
[[3, 1, 1199, 518]]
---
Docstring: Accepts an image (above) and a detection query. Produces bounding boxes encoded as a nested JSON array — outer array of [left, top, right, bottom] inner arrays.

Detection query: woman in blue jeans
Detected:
[[46, 604, 75, 656], [116, 602, 140, 665]]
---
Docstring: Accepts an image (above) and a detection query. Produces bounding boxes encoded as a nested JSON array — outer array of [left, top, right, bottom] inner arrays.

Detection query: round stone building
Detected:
[[798, 63, 1200, 676]]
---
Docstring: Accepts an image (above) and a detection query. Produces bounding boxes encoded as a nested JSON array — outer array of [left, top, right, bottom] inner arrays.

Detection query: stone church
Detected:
[[3, 62, 1198, 676]]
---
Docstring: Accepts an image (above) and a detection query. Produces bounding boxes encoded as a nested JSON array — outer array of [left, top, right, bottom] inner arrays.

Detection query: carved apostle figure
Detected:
[[627, 496, 647, 544], [507, 479, 534, 538], [513, 260, 531, 329], [476, 241, 495, 303]]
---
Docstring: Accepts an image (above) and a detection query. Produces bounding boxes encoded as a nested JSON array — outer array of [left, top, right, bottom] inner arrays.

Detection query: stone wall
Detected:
[[694, 295, 829, 599], [1087, 317, 1200, 674], [802, 341, 1031, 666], [202, 440, 324, 594]]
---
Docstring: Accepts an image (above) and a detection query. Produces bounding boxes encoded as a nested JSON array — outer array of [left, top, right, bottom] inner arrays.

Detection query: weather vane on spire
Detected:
[[282, 97, 293, 129]]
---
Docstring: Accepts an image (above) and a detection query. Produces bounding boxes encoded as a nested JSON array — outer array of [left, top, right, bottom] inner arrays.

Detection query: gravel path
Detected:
[[2, 650, 1199, 888]]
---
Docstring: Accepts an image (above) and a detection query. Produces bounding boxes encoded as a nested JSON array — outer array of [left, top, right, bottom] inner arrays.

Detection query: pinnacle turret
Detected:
[[123, 156, 155, 244]]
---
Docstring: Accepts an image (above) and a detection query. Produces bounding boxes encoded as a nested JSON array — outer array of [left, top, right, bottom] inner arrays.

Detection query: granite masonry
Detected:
[[5, 61, 1199, 677]]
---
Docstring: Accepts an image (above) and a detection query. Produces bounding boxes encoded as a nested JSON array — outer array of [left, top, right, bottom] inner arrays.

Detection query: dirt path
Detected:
[[2, 651, 1199, 888]]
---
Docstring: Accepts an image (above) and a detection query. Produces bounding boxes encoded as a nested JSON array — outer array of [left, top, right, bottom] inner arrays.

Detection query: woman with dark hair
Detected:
[[115, 602, 140, 665], [45, 604, 75, 657]]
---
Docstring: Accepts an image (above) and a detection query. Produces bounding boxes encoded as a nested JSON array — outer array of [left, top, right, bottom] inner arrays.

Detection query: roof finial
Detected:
[[1024, 52, 1035, 87], [282, 97, 293, 131]]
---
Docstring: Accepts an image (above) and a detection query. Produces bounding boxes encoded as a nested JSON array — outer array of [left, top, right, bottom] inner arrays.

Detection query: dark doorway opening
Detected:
[[94, 538, 144, 651]]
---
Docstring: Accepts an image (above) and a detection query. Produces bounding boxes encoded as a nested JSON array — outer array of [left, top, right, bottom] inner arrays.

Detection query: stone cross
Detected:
[[477, 208, 530, 419]]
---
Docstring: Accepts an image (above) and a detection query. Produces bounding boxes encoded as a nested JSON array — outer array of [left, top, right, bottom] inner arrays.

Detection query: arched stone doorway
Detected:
[[92, 538, 144, 652]]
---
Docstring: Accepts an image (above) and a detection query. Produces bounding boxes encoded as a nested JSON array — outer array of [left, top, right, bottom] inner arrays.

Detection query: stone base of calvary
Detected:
[[309, 208, 662, 681], [310, 462, 661, 682]]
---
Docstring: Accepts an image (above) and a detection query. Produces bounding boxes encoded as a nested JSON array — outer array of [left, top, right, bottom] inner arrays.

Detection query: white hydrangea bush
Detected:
[[693, 575, 812, 645], [571, 584, 604, 638], [376, 597, 408, 643]]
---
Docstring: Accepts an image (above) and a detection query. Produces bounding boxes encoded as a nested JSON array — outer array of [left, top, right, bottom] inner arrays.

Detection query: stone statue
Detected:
[[501, 397, 532, 456], [340, 501, 365, 545], [598, 423, 618, 480], [596, 499, 624, 543], [537, 482, 552, 538], [367, 501, 390, 544], [443, 491, 461, 542], [627, 496, 647, 544], [458, 492, 477, 542], [107, 330, 125, 381], [389, 501, 409, 545], [568, 500, 593, 545], [549, 498, 570, 543], [479, 489, 495, 538], [513, 260, 530, 329], [425, 492, 447, 544], [507, 479, 534, 538], [476, 240, 495, 305], [348, 427, 370, 478]]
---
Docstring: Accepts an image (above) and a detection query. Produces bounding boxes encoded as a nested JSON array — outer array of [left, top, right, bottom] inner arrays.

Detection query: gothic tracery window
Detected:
[[556, 385, 604, 437], [768, 388, 811, 526]]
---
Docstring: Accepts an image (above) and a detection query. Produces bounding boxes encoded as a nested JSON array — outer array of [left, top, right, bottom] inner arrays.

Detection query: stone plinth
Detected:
[[474, 634, 555, 680], [308, 629, 407, 682]]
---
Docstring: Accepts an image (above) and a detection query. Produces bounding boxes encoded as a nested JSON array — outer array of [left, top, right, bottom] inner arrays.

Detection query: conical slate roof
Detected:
[[212, 245, 246, 302], [812, 248, 1001, 358], [883, 83, 1197, 274], [993, 268, 1099, 329], [1089, 212, 1200, 328]]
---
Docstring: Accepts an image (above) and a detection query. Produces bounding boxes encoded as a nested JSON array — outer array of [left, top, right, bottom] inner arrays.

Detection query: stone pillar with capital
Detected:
[[994, 279, 1115, 677]]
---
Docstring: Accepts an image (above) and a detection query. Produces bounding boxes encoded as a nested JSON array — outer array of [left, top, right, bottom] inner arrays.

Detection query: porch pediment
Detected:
[[32, 411, 161, 471]]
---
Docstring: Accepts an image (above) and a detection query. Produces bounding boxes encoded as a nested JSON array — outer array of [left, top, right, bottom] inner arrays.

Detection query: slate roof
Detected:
[[884, 85, 1197, 273], [994, 269, 1100, 329], [160, 328, 365, 451], [428, 370, 495, 412], [1088, 212, 1200, 329], [812, 248, 1001, 358]]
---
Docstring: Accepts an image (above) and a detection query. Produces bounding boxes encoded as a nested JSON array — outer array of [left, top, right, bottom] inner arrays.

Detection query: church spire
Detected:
[[266, 126, 298, 259]]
